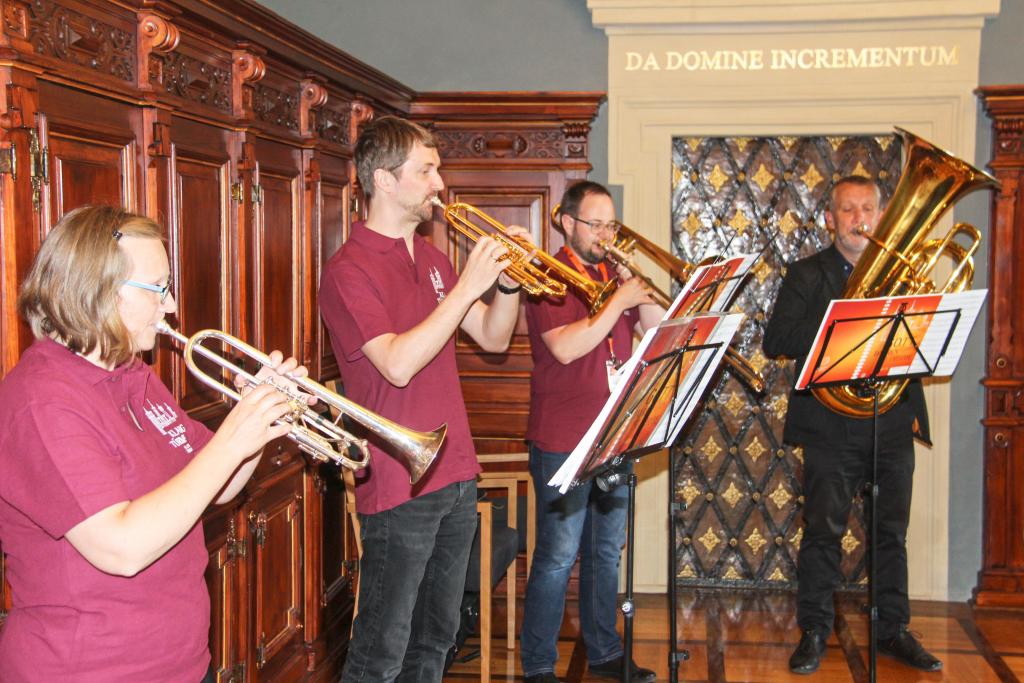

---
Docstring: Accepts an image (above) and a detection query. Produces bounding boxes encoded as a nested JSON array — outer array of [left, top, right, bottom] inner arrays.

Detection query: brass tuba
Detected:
[[811, 127, 999, 417], [552, 205, 766, 393], [433, 197, 618, 314], [157, 323, 445, 483]]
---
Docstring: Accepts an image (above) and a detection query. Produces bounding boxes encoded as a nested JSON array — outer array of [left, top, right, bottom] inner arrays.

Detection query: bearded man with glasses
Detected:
[[520, 180, 664, 683]]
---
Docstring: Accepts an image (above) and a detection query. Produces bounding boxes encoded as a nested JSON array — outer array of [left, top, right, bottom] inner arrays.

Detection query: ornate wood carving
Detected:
[[137, 11, 179, 91], [24, 0, 135, 83], [253, 82, 298, 132], [157, 50, 231, 112], [976, 85, 1024, 607], [299, 76, 327, 138], [231, 44, 266, 120]]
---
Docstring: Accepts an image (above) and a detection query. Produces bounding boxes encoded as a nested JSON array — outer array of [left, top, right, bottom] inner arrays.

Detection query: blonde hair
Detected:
[[18, 205, 165, 367]]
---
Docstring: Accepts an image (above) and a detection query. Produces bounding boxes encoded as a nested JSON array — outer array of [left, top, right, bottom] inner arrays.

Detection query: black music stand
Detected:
[[800, 295, 976, 683], [572, 323, 733, 683]]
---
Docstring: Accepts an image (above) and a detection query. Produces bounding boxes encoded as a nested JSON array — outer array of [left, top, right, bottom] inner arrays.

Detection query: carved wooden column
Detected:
[[975, 85, 1024, 607]]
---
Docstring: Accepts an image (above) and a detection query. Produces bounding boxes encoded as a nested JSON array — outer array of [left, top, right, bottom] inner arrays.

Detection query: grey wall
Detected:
[[262, 0, 1024, 601], [948, 0, 1024, 600], [257, 0, 610, 182]]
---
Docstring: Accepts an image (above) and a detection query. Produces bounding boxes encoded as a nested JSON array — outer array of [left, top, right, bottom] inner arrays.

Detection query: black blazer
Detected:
[[762, 246, 930, 447]]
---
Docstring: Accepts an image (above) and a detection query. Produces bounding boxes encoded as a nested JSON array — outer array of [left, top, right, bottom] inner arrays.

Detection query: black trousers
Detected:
[[796, 422, 915, 640]]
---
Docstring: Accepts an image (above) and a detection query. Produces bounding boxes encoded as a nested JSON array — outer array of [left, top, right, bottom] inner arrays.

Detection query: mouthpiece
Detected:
[[430, 196, 445, 209]]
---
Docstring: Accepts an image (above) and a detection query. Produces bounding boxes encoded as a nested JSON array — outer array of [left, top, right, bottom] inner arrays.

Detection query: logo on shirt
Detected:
[[143, 400, 195, 453], [429, 266, 446, 303]]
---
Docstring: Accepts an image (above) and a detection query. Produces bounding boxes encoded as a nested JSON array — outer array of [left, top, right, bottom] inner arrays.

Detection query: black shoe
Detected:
[[589, 656, 656, 682], [523, 673, 560, 683], [877, 628, 942, 671], [789, 629, 828, 674]]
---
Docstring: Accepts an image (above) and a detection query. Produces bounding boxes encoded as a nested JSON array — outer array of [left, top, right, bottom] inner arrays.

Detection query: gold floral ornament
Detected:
[[827, 136, 846, 152], [801, 164, 824, 192], [723, 391, 745, 417], [728, 210, 752, 235], [686, 137, 702, 151], [722, 482, 744, 509], [708, 164, 730, 193], [752, 163, 775, 192], [752, 258, 773, 284], [779, 136, 799, 151], [793, 445, 803, 463], [877, 135, 893, 152], [723, 566, 742, 580], [672, 165, 683, 188], [789, 527, 804, 549], [778, 211, 800, 235], [772, 394, 789, 421], [678, 564, 697, 579], [748, 349, 769, 374], [734, 137, 751, 152], [768, 567, 788, 582], [841, 529, 860, 555], [699, 527, 721, 553], [745, 436, 767, 462], [745, 527, 767, 553], [681, 211, 703, 237], [769, 483, 793, 510], [852, 161, 871, 178], [679, 481, 702, 508], [700, 437, 723, 462]]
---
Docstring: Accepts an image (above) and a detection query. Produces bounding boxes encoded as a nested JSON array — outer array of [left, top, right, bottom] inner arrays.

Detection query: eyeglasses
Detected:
[[123, 277, 173, 303], [567, 215, 621, 236]]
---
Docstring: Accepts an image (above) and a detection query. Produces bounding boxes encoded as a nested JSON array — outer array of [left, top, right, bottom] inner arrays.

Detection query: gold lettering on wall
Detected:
[[624, 45, 959, 72]]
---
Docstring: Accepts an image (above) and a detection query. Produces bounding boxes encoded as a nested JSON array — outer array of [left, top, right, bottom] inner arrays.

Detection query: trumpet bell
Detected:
[[157, 323, 445, 484]]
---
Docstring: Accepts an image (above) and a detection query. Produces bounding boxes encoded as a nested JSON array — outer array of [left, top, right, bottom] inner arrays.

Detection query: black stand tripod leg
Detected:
[[667, 448, 689, 683], [622, 472, 637, 683], [868, 388, 879, 683]]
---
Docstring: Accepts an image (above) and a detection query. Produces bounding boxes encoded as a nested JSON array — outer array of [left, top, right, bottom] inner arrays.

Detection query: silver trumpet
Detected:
[[157, 322, 445, 484]]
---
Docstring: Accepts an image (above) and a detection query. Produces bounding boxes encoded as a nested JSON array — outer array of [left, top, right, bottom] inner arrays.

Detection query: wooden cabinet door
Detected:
[[204, 506, 244, 683], [248, 138, 306, 362], [245, 463, 307, 681], [309, 151, 352, 382], [38, 81, 140, 222], [151, 116, 237, 423]]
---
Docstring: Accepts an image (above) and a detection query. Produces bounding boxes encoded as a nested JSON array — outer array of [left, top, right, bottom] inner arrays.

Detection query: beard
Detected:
[[570, 231, 606, 265], [400, 194, 434, 223]]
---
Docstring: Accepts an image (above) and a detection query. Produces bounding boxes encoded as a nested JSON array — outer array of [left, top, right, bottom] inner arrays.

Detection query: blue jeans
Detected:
[[520, 445, 629, 677], [341, 479, 478, 683]]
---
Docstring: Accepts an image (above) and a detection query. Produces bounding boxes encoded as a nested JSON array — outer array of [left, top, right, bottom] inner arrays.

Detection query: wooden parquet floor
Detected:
[[444, 590, 1024, 683]]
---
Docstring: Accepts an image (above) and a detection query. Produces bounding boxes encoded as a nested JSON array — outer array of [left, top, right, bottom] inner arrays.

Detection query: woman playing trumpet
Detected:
[[0, 206, 311, 682]]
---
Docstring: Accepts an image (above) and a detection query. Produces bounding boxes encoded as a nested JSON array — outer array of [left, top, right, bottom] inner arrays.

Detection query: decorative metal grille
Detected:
[[670, 135, 903, 587]]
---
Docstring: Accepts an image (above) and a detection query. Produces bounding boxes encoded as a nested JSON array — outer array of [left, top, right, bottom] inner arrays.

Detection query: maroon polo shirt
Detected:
[[319, 221, 479, 514], [525, 249, 638, 453], [0, 337, 214, 682]]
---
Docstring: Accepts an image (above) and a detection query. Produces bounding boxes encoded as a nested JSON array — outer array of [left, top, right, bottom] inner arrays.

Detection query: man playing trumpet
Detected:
[[520, 180, 663, 683], [319, 116, 530, 683]]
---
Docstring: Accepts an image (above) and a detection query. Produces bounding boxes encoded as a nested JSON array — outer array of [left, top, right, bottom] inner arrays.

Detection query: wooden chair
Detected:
[[475, 471, 536, 683]]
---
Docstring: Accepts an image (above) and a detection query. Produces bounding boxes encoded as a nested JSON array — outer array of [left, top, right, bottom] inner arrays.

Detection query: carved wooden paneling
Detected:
[[204, 506, 242, 683], [250, 137, 304, 359], [411, 92, 604, 455], [976, 85, 1024, 607], [310, 151, 351, 381], [247, 464, 306, 680], [158, 116, 235, 421]]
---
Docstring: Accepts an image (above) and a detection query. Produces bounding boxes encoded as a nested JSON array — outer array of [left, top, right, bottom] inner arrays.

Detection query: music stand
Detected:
[[559, 314, 741, 683], [797, 290, 986, 682]]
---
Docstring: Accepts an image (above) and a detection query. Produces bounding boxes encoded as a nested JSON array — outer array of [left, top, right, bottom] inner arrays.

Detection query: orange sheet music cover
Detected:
[[666, 254, 757, 319], [795, 294, 944, 390]]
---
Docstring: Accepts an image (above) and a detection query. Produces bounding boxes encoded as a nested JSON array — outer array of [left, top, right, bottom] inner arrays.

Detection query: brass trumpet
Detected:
[[433, 197, 618, 314], [157, 322, 445, 484], [551, 205, 767, 394]]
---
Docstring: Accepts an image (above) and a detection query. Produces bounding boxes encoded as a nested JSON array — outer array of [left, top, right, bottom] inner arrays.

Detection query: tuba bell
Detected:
[[811, 127, 999, 417]]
